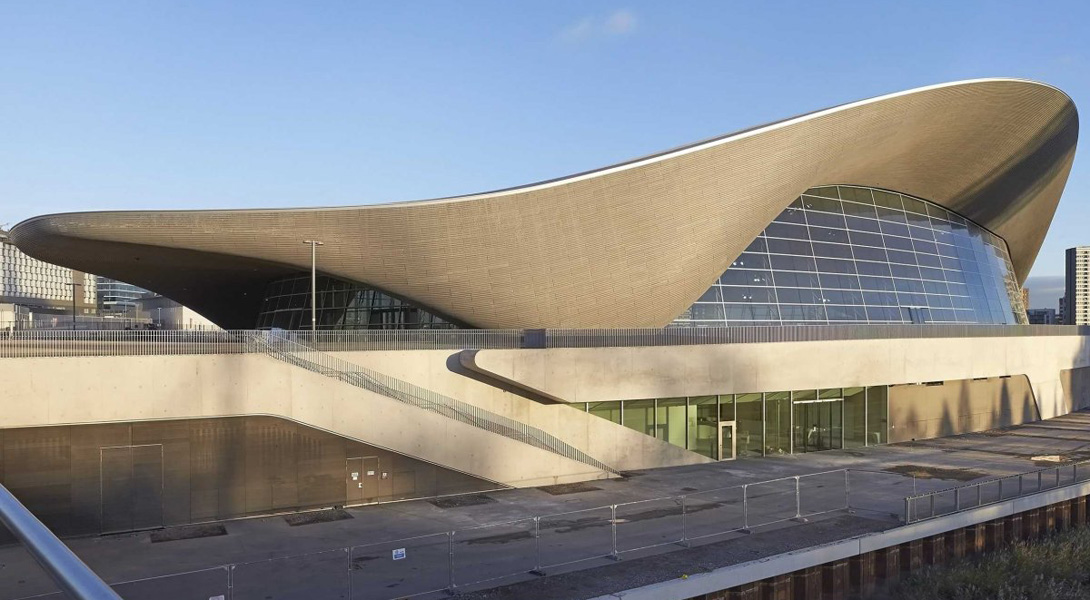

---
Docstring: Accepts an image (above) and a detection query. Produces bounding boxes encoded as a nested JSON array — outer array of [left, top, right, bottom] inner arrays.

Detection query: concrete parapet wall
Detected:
[[469, 335, 1090, 422], [0, 353, 611, 487]]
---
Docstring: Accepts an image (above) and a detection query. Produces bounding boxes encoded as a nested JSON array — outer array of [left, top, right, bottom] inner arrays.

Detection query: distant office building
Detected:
[[1027, 308, 1058, 324], [135, 295, 219, 330], [97, 277, 149, 315], [1063, 246, 1090, 324], [0, 228, 97, 319], [1060, 296, 1066, 323]]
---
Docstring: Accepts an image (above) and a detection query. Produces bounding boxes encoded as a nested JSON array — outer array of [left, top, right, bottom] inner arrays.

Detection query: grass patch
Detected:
[[891, 526, 1090, 600]]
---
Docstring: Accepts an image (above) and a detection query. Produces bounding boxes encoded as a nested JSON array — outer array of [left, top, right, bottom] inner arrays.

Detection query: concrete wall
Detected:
[[330, 351, 710, 473], [467, 336, 1090, 424], [887, 376, 1038, 443], [0, 353, 614, 488], [0, 416, 495, 538]]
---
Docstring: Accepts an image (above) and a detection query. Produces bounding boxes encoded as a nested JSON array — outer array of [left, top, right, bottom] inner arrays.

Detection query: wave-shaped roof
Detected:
[[10, 78, 1079, 328]]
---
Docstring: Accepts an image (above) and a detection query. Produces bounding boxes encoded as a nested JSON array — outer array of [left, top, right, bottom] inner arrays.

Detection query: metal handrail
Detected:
[[0, 325, 1087, 359], [247, 331, 618, 475], [904, 459, 1089, 523], [0, 484, 121, 600]]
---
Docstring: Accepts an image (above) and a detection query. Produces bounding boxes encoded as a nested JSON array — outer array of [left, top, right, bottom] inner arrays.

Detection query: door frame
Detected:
[[345, 455, 379, 506], [99, 443, 164, 535], [717, 420, 736, 461]]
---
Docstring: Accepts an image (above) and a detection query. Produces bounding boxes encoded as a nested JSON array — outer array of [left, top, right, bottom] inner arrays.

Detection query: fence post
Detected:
[[929, 493, 935, 518], [976, 484, 981, 507], [999, 478, 1004, 500], [1019, 474, 1024, 495], [904, 497, 911, 524], [346, 547, 352, 599], [675, 496, 688, 547], [609, 505, 619, 560], [742, 484, 751, 533], [1056, 467, 1061, 487], [448, 532, 456, 592], [793, 476, 803, 521], [955, 487, 960, 511], [844, 470, 851, 512], [228, 564, 234, 600]]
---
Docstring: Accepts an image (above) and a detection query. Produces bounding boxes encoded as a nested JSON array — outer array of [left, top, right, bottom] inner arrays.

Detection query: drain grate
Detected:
[[537, 482, 603, 496], [150, 524, 227, 543], [284, 509, 354, 527], [429, 494, 497, 509]]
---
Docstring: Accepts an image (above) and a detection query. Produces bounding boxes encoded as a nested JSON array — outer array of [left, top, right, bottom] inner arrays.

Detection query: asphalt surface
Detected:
[[4, 411, 1090, 600]]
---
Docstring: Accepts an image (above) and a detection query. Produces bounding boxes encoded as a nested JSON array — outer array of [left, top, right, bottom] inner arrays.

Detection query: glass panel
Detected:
[[673, 186, 1027, 327], [588, 401, 621, 425], [719, 394, 735, 421], [764, 392, 791, 456], [656, 398, 687, 447], [866, 386, 888, 445], [687, 396, 719, 459], [622, 400, 655, 437], [735, 393, 763, 457], [843, 387, 866, 449]]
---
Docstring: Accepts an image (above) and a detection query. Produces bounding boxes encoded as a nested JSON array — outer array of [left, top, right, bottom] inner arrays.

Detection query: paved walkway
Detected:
[[4, 411, 1090, 600]]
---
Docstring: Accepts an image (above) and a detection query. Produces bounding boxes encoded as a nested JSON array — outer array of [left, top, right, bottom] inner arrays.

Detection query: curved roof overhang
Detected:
[[9, 78, 1079, 329]]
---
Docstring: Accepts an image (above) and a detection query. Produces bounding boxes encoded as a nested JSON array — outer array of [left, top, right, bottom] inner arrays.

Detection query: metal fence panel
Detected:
[[536, 507, 613, 569], [682, 486, 746, 541], [743, 478, 798, 528], [452, 519, 537, 587], [614, 497, 684, 553], [350, 533, 450, 600], [231, 549, 349, 600], [798, 471, 847, 518], [111, 567, 229, 600]]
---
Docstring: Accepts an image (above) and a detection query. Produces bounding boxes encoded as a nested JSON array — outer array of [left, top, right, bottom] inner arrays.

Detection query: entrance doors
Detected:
[[793, 398, 844, 453], [100, 444, 164, 534], [346, 456, 379, 505], [717, 421, 736, 461]]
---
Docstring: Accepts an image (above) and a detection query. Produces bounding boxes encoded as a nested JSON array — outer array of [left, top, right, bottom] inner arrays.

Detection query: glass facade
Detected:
[[255, 274, 455, 330], [674, 185, 1028, 326], [572, 386, 889, 459]]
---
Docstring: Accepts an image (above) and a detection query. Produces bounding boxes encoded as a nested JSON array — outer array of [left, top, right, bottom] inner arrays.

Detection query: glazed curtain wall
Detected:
[[674, 185, 1028, 326], [573, 386, 889, 459], [255, 274, 455, 330]]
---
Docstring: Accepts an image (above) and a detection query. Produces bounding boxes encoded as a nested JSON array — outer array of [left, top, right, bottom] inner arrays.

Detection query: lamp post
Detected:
[[65, 282, 83, 330], [302, 240, 324, 334]]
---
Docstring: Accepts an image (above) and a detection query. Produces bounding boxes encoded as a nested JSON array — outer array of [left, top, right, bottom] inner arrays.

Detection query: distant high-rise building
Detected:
[[1060, 296, 1066, 324], [1063, 247, 1090, 324], [1027, 308, 1058, 324], [96, 277, 149, 315]]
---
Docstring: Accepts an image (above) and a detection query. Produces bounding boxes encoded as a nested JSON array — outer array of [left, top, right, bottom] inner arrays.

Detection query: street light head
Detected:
[[302, 240, 324, 246]]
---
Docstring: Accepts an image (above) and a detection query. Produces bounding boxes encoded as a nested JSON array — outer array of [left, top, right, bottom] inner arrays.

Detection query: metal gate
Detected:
[[100, 444, 164, 534]]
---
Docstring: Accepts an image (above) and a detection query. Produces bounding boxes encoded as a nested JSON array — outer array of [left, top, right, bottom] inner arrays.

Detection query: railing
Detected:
[[247, 332, 617, 475], [0, 325, 1087, 359], [904, 459, 1090, 524], [7, 468, 892, 600], [0, 484, 120, 600]]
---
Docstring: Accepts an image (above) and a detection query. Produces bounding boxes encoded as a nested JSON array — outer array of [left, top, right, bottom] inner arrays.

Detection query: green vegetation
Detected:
[[892, 526, 1090, 600]]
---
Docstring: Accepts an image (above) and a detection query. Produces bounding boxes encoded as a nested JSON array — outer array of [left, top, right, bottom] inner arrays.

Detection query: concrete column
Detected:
[[822, 560, 849, 600], [1004, 513, 1023, 543], [1024, 509, 1041, 540], [1044, 505, 1057, 534], [760, 574, 791, 600], [876, 546, 900, 584], [792, 567, 822, 600], [966, 523, 987, 554], [1058, 501, 1071, 531], [985, 520, 1005, 552], [850, 552, 877, 598], [900, 540, 923, 573], [729, 582, 761, 600], [945, 527, 966, 559]]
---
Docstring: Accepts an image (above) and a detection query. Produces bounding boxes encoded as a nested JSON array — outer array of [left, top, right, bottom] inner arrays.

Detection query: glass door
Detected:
[[718, 421, 736, 461], [793, 397, 844, 453]]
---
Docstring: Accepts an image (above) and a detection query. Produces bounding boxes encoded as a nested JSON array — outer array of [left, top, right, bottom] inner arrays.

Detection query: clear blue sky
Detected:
[[1, 2, 1086, 308]]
